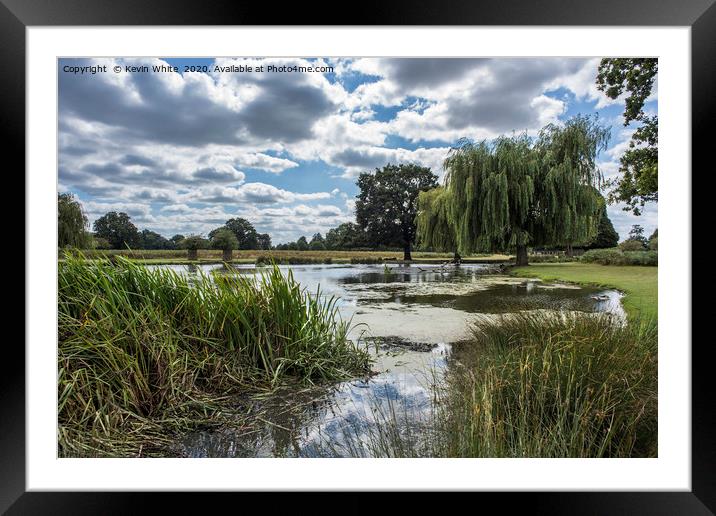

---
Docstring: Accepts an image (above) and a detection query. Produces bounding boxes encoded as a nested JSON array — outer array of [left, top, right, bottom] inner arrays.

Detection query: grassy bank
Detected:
[[58, 256, 371, 457], [510, 263, 657, 320]]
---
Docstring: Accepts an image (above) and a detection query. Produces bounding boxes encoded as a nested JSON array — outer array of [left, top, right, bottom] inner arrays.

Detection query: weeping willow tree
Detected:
[[428, 115, 609, 265], [416, 187, 460, 260], [534, 116, 611, 256]]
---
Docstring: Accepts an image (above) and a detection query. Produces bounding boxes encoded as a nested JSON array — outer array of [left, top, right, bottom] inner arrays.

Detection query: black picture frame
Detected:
[[3, 0, 709, 513]]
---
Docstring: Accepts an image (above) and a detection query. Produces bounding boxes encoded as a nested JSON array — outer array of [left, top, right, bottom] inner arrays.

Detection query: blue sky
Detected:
[[58, 57, 657, 243]]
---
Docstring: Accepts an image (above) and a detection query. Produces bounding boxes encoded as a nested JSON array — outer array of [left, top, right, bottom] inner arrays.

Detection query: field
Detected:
[[511, 263, 658, 320], [62, 248, 513, 264]]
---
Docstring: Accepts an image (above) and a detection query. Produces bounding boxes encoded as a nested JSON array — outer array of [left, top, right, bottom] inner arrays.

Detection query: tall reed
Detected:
[[58, 256, 371, 456], [438, 313, 657, 457]]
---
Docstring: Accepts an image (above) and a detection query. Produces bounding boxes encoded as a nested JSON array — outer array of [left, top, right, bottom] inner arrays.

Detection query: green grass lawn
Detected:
[[511, 262, 657, 321]]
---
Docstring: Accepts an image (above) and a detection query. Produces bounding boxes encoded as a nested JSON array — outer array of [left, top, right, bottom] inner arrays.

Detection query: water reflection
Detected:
[[147, 263, 625, 457]]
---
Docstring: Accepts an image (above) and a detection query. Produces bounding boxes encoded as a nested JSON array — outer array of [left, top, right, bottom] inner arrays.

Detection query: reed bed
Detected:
[[58, 256, 371, 456], [316, 313, 657, 458], [435, 313, 658, 457]]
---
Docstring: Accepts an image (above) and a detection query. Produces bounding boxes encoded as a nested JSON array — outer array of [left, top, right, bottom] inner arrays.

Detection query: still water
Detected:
[[148, 263, 624, 457]]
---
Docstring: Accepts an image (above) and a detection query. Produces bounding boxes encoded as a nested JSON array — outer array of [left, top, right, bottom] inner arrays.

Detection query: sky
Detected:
[[58, 57, 657, 244]]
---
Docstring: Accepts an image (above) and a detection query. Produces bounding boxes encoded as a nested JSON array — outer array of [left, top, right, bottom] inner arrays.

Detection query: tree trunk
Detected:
[[187, 248, 198, 261], [565, 244, 573, 257], [453, 250, 461, 263], [403, 242, 412, 261], [515, 245, 528, 266], [223, 249, 233, 262]]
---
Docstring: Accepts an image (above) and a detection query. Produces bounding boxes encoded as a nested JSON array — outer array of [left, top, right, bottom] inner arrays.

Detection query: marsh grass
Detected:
[[438, 313, 657, 457], [318, 313, 657, 458], [58, 255, 371, 456]]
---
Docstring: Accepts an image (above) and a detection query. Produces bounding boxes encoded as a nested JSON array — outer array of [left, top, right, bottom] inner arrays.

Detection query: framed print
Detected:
[[4, 0, 712, 512]]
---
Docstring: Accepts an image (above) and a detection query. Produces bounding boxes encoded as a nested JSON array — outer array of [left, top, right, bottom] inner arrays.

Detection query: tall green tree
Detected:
[[256, 233, 272, 250], [416, 187, 459, 260], [585, 201, 619, 249], [180, 234, 208, 260], [442, 135, 538, 264], [309, 233, 326, 250], [628, 224, 647, 245], [596, 58, 658, 215], [139, 229, 172, 250], [210, 228, 239, 261], [296, 236, 309, 251], [436, 115, 609, 265], [210, 218, 259, 249], [534, 118, 610, 256], [58, 193, 90, 248], [325, 222, 366, 250], [92, 211, 140, 249], [356, 163, 438, 260]]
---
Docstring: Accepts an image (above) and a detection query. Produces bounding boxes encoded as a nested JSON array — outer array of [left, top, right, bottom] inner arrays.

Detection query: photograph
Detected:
[[57, 56, 659, 460]]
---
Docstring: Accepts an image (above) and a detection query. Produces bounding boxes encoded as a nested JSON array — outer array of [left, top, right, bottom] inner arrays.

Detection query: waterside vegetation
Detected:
[[58, 256, 371, 456]]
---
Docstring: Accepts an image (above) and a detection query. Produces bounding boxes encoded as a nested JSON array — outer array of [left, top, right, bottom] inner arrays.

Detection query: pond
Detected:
[[148, 263, 625, 457]]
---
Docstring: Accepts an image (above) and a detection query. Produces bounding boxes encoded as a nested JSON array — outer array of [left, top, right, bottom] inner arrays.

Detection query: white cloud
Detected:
[[60, 56, 656, 241], [187, 182, 331, 205]]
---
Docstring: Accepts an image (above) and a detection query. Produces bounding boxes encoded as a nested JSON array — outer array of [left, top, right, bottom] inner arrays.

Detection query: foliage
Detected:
[[139, 229, 174, 250], [619, 239, 646, 252], [210, 218, 260, 250], [58, 193, 90, 248], [92, 211, 141, 249], [91, 236, 112, 250], [584, 201, 619, 249], [648, 229, 658, 251], [309, 233, 327, 250], [581, 248, 657, 266], [210, 228, 239, 251], [257, 233, 272, 250], [356, 163, 438, 259], [324, 222, 368, 250], [179, 234, 209, 251], [533, 117, 609, 247], [627, 224, 647, 244], [296, 236, 309, 251], [596, 58, 658, 215], [432, 115, 609, 265], [58, 256, 372, 456], [416, 187, 457, 253]]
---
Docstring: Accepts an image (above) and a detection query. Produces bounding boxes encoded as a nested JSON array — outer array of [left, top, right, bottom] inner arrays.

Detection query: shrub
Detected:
[[91, 236, 112, 250], [180, 235, 209, 250], [619, 239, 646, 252], [210, 228, 238, 251], [580, 248, 657, 266]]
